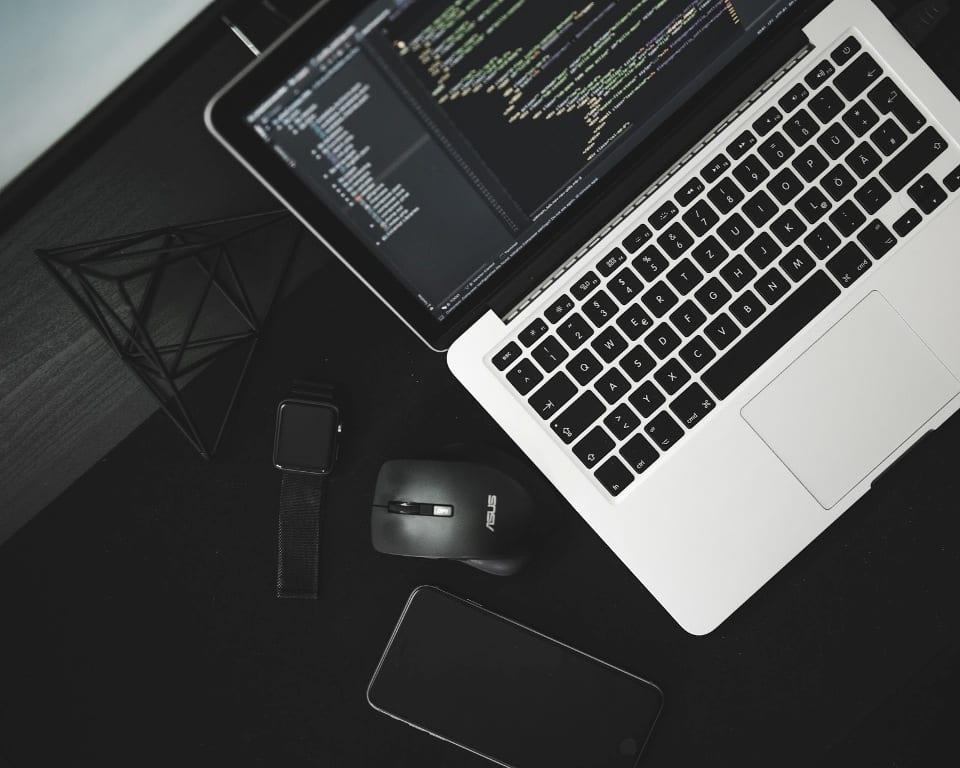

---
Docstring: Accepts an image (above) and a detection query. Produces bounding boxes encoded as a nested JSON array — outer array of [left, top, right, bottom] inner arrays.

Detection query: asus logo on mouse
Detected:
[[486, 495, 497, 532]]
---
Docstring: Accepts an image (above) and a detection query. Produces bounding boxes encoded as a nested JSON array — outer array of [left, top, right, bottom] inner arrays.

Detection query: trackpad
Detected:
[[742, 292, 958, 509]]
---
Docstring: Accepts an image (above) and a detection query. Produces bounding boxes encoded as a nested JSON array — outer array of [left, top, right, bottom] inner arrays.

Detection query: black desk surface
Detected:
[[1, 262, 959, 767]]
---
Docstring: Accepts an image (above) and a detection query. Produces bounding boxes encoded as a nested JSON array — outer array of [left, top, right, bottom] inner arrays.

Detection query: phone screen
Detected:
[[367, 587, 663, 768]]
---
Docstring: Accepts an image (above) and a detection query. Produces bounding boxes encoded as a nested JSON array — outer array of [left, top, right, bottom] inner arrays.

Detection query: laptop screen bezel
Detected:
[[207, 0, 825, 351]]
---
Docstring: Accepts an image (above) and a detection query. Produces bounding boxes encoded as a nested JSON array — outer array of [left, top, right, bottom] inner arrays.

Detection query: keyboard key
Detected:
[[827, 242, 872, 287], [768, 168, 804, 204], [605, 404, 641, 441], [532, 336, 570, 372], [753, 106, 783, 136], [755, 267, 791, 305], [745, 232, 782, 269], [783, 109, 820, 146], [702, 271, 840, 399], [619, 434, 659, 476], [573, 427, 615, 469], [670, 383, 717, 430], [728, 130, 757, 160], [779, 83, 809, 113], [717, 213, 754, 249], [649, 200, 679, 230], [796, 187, 833, 223], [708, 178, 745, 214], [675, 178, 705, 207], [805, 223, 843, 260], [571, 272, 601, 300], [868, 77, 925, 133], [831, 36, 861, 66], [830, 200, 867, 237], [818, 122, 854, 159], [597, 248, 627, 277], [493, 342, 521, 371], [834, 52, 882, 100], [821, 165, 858, 201], [846, 141, 881, 178], [595, 457, 634, 496], [758, 132, 795, 169], [595, 369, 631, 404], [704, 312, 742, 350], [646, 322, 682, 360], [567, 349, 604, 385], [742, 189, 779, 227], [654, 359, 691, 395], [658, 221, 695, 258], [842, 100, 879, 137], [591, 326, 629, 363], [545, 294, 575, 323], [793, 145, 830, 181], [583, 290, 618, 327], [853, 178, 891, 214], [593, 456, 633, 496], [907, 173, 947, 214], [730, 290, 766, 328], [641, 282, 679, 317], [617, 305, 654, 340], [857, 220, 897, 259], [701, 154, 731, 183], [629, 381, 666, 418], [893, 208, 922, 237], [943, 163, 960, 192], [733, 155, 771, 191], [623, 222, 653, 253], [620, 346, 657, 382], [558, 313, 594, 349], [805, 60, 836, 90], [871, 119, 907, 156], [529, 372, 577, 419], [608, 267, 643, 305], [519, 318, 548, 347], [507, 359, 543, 395], [779, 246, 816, 282], [694, 278, 731, 315], [769, 209, 807, 246], [691, 234, 729, 272], [810, 86, 844, 123], [669, 300, 707, 337], [644, 412, 684, 452], [633, 245, 669, 281], [666, 258, 704, 296], [682, 199, 720, 237], [551, 391, 605, 444], [880, 126, 948, 191], [679, 335, 717, 373], [719, 254, 758, 292]]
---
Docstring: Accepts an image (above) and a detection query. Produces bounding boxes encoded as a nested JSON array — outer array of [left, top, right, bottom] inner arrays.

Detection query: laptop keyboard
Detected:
[[492, 34, 960, 498]]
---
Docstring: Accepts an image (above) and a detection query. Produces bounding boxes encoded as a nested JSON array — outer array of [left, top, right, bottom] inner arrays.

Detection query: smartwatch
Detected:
[[273, 381, 341, 599]]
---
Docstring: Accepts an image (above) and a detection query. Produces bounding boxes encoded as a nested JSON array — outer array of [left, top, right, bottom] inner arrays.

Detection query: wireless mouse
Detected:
[[371, 458, 536, 575]]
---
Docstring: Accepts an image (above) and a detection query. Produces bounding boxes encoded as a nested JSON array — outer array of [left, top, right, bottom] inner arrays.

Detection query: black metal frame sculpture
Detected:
[[38, 211, 300, 458]]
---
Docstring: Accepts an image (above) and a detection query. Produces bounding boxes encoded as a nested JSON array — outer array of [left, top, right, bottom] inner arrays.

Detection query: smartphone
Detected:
[[367, 586, 663, 768]]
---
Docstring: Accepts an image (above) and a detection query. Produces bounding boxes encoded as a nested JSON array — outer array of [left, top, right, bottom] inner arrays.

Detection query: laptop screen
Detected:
[[247, 0, 799, 322]]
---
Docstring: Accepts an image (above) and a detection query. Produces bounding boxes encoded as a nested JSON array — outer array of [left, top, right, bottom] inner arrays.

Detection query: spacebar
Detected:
[[702, 271, 840, 400]]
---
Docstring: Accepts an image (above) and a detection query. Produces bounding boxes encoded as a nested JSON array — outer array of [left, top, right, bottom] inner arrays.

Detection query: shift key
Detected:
[[551, 391, 605, 444], [702, 271, 840, 399], [880, 126, 948, 191]]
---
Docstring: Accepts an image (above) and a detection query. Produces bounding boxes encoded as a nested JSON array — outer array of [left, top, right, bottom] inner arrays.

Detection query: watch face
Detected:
[[274, 401, 338, 473]]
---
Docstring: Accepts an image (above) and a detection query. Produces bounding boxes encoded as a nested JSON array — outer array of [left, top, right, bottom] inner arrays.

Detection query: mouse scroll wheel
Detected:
[[387, 501, 454, 517]]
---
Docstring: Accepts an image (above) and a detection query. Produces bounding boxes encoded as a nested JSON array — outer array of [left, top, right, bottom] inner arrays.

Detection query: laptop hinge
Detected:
[[491, 26, 812, 324]]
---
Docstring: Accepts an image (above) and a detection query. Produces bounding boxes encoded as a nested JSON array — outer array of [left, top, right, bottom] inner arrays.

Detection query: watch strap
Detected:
[[276, 471, 326, 599]]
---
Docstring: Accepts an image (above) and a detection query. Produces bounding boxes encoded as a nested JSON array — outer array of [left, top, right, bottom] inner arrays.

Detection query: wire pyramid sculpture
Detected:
[[38, 211, 300, 458]]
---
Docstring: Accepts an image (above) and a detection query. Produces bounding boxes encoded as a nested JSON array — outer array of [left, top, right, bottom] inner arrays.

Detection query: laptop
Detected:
[[206, 0, 960, 634]]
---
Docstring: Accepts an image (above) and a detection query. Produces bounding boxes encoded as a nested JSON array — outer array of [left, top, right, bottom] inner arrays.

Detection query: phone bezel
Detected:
[[366, 585, 665, 768]]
